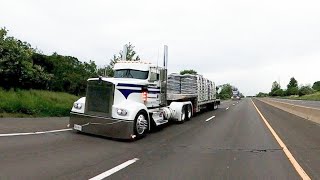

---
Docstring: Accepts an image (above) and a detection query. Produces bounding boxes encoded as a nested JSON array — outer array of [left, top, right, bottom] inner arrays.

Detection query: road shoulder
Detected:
[[253, 99, 320, 179]]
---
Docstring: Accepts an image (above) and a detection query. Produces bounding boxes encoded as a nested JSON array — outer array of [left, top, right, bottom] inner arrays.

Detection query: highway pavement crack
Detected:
[[175, 145, 284, 154], [209, 148, 283, 153]]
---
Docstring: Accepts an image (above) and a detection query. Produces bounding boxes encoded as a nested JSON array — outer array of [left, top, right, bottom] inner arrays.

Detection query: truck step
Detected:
[[154, 119, 168, 126]]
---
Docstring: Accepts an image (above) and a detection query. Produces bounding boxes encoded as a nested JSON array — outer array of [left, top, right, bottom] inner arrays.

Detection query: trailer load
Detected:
[[168, 74, 216, 99], [69, 45, 220, 140]]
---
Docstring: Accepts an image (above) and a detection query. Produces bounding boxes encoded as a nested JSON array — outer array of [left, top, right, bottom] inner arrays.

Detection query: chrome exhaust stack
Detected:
[[160, 45, 168, 106]]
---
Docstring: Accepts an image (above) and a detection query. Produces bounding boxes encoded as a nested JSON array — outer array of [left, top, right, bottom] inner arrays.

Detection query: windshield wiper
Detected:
[[124, 70, 133, 78]]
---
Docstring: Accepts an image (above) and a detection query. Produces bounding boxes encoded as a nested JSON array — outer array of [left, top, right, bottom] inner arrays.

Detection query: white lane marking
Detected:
[[251, 99, 311, 180], [205, 116, 216, 122], [0, 128, 72, 137], [89, 158, 139, 180], [226, 107, 229, 110]]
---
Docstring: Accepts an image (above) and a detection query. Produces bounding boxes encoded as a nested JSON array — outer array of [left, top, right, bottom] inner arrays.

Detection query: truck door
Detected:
[[147, 67, 161, 108]]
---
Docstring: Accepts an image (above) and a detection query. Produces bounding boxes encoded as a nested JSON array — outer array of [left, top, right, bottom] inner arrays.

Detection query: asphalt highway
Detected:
[[0, 98, 319, 180]]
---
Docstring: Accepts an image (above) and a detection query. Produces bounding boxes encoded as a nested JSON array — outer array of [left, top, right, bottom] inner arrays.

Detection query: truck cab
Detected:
[[113, 61, 162, 108]]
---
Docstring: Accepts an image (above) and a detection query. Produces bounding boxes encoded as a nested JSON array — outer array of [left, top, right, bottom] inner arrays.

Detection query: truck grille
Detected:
[[85, 80, 114, 117]]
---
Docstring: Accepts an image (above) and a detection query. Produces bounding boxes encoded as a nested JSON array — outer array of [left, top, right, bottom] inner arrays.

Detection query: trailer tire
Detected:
[[178, 106, 186, 124], [133, 111, 149, 138], [186, 105, 192, 120], [214, 102, 219, 110]]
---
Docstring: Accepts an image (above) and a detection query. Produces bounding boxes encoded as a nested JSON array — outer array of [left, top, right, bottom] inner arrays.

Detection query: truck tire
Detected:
[[214, 102, 219, 110], [186, 105, 192, 120], [179, 106, 186, 124], [134, 111, 149, 138]]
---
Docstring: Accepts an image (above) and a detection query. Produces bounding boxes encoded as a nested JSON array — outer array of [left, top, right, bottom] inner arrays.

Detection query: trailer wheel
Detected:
[[214, 102, 219, 110], [134, 111, 148, 138], [179, 106, 186, 123], [186, 105, 192, 120]]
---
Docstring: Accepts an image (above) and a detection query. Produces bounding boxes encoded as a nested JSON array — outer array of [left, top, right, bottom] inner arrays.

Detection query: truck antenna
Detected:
[[164, 45, 168, 70], [157, 48, 159, 68], [160, 45, 168, 106], [122, 45, 127, 61]]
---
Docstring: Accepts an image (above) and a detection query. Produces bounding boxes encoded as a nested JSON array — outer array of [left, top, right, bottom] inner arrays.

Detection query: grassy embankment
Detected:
[[284, 92, 320, 101], [0, 89, 78, 118]]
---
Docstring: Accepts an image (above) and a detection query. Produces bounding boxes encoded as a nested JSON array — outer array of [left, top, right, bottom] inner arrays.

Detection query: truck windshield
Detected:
[[114, 69, 149, 79]]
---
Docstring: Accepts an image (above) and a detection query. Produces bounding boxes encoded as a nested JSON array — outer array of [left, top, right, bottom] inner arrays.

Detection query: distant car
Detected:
[[232, 96, 241, 100]]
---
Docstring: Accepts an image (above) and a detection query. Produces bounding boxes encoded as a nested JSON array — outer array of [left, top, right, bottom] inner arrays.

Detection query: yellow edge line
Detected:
[[251, 98, 311, 180]]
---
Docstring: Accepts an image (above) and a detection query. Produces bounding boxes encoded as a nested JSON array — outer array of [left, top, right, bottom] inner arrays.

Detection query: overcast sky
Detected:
[[1, 0, 320, 95]]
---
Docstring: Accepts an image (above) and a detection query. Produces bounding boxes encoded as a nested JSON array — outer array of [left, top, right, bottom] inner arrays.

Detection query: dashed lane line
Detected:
[[205, 116, 216, 122], [89, 158, 139, 180]]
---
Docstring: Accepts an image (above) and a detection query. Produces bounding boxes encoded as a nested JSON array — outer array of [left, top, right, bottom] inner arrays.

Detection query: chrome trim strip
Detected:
[[116, 87, 142, 90], [70, 112, 133, 122]]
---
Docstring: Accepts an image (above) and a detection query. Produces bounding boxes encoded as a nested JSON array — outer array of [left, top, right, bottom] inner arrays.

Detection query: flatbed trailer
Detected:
[[167, 93, 220, 112]]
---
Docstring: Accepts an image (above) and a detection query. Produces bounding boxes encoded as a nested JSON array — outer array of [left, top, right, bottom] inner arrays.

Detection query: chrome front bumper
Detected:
[[69, 112, 134, 139]]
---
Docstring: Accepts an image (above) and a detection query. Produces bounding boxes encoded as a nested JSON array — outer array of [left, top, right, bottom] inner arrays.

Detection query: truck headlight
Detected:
[[117, 108, 128, 116], [73, 102, 82, 109]]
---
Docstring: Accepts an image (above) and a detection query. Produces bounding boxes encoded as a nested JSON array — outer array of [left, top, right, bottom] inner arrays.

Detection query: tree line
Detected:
[[256, 77, 320, 97], [1, 26, 242, 99], [0, 27, 139, 95]]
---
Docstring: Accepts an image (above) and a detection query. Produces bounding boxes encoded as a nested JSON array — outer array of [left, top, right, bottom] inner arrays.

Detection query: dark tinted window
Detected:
[[114, 69, 149, 79]]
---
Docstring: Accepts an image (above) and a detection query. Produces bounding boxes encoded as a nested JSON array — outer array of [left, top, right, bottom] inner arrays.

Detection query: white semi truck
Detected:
[[69, 46, 220, 139], [232, 87, 241, 100]]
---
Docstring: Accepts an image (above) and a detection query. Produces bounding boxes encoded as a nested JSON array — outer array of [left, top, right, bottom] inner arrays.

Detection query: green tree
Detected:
[[218, 84, 233, 100], [0, 27, 99, 95], [47, 53, 98, 95], [180, 69, 197, 75], [0, 27, 39, 90], [312, 81, 320, 91], [286, 77, 298, 95], [271, 81, 281, 91], [273, 89, 285, 96], [256, 92, 268, 97], [298, 85, 314, 96], [270, 81, 281, 96]]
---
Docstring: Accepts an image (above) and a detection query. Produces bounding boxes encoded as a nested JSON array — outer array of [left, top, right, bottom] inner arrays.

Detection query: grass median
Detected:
[[285, 92, 320, 101], [0, 89, 79, 117]]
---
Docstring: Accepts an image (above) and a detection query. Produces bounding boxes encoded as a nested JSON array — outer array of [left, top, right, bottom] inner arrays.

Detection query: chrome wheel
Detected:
[[136, 114, 148, 135]]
